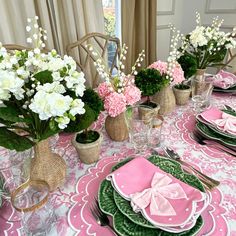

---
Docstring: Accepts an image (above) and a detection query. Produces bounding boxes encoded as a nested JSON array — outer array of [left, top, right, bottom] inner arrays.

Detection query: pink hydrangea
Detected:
[[172, 63, 185, 85], [97, 82, 111, 98], [104, 92, 127, 117], [124, 85, 141, 105], [148, 60, 167, 75]]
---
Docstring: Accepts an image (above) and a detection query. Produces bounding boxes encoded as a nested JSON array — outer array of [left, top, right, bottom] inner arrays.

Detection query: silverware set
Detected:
[[90, 198, 116, 234], [163, 147, 220, 190], [191, 130, 236, 157]]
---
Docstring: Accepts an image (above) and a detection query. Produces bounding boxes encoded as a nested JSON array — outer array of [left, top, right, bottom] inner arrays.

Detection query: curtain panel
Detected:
[[121, 0, 157, 73]]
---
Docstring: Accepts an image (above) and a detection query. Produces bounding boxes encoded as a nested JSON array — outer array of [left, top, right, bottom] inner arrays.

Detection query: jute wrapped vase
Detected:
[[152, 86, 176, 115], [30, 138, 66, 191], [105, 112, 128, 141]]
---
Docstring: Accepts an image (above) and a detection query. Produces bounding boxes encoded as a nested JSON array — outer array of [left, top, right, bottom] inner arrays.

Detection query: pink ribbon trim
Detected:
[[130, 172, 187, 216]]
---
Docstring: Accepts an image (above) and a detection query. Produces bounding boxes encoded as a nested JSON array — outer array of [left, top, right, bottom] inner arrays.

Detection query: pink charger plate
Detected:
[[68, 153, 229, 236]]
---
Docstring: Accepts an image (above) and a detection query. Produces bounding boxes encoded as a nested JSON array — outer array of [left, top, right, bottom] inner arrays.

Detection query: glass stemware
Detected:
[[125, 105, 154, 156]]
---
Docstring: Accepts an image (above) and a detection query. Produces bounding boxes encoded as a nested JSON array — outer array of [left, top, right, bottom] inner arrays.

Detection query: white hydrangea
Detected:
[[70, 99, 85, 116], [65, 71, 86, 97], [36, 81, 66, 94], [0, 70, 25, 101], [29, 90, 73, 120], [189, 26, 208, 48], [55, 116, 70, 129]]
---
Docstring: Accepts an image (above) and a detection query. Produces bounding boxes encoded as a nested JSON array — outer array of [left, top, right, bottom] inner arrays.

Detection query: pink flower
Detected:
[[97, 82, 111, 98], [172, 63, 185, 85], [124, 85, 141, 105], [104, 92, 126, 117], [148, 60, 167, 75]]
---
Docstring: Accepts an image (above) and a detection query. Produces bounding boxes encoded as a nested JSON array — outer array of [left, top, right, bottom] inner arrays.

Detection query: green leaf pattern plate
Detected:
[[98, 155, 204, 236], [196, 121, 236, 148]]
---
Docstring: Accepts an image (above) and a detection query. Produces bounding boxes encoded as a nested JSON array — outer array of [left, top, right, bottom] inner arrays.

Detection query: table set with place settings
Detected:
[[1, 92, 235, 236]]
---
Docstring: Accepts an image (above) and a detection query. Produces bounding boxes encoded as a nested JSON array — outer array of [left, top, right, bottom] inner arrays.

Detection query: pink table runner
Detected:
[[1, 93, 236, 236]]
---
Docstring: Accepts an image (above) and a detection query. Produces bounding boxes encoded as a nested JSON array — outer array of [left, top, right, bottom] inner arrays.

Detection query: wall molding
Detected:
[[205, 0, 236, 14], [156, 25, 172, 53], [157, 0, 175, 15]]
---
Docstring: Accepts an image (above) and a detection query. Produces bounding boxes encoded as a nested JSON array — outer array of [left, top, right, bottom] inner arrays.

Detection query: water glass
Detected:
[[11, 179, 57, 235], [125, 105, 154, 155], [149, 115, 164, 148], [191, 77, 213, 112]]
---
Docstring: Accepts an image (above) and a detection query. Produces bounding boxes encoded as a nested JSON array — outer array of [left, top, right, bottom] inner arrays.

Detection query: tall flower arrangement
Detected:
[[179, 12, 236, 69], [148, 28, 185, 86], [90, 44, 144, 117], [0, 16, 91, 151]]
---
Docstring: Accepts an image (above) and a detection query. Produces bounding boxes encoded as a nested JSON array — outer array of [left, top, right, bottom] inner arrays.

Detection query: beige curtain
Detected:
[[121, 0, 156, 73], [0, 0, 105, 55]]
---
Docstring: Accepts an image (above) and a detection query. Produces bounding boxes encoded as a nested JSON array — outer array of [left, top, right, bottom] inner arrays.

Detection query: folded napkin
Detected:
[[212, 70, 236, 89], [200, 107, 236, 135], [107, 158, 208, 229]]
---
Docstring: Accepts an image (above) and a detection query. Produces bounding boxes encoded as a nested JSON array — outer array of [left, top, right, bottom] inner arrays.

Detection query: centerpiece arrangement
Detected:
[[0, 16, 101, 190], [92, 44, 145, 141], [150, 60, 185, 112], [179, 12, 236, 75]]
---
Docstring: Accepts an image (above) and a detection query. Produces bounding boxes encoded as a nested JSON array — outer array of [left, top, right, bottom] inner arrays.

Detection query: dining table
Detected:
[[0, 92, 235, 236]]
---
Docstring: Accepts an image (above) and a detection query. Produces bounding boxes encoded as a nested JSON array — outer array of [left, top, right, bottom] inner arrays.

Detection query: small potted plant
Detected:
[[135, 68, 167, 111], [172, 53, 197, 105], [69, 88, 104, 164]]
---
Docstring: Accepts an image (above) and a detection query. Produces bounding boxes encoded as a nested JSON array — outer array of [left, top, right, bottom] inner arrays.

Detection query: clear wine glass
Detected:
[[125, 105, 154, 156]]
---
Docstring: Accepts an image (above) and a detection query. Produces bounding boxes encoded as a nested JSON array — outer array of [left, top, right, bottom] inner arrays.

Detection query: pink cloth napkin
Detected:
[[200, 107, 236, 135], [107, 158, 208, 230], [212, 70, 236, 89]]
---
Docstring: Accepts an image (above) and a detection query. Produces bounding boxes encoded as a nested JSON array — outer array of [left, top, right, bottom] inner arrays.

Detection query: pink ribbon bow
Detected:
[[214, 112, 236, 134], [130, 172, 187, 216]]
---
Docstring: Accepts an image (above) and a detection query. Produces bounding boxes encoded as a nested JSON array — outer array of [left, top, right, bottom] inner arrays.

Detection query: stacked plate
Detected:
[[195, 106, 236, 150], [98, 156, 209, 236], [211, 70, 236, 93]]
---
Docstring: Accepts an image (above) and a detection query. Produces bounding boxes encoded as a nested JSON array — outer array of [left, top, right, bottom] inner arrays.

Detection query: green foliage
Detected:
[[0, 127, 34, 151], [33, 70, 53, 84], [82, 88, 104, 121], [177, 54, 197, 79], [135, 68, 169, 96], [104, 13, 115, 36], [65, 105, 95, 133], [76, 130, 100, 144]]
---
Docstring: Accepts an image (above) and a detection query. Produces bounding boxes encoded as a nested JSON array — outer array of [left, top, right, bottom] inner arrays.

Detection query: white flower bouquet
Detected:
[[0, 16, 101, 151], [179, 12, 236, 69]]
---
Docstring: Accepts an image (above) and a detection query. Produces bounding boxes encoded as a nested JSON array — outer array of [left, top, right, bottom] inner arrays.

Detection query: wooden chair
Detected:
[[3, 44, 49, 54], [220, 48, 236, 74], [66, 32, 121, 88]]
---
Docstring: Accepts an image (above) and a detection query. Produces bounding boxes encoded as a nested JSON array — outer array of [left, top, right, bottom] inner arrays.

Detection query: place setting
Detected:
[[192, 105, 236, 157]]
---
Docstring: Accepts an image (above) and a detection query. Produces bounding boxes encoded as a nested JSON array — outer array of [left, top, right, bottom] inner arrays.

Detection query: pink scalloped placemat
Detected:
[[68, 152, 229, 236]]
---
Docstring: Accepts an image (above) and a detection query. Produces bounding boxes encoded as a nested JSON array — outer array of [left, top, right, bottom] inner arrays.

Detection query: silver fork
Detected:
[[90, 199, 116, 234], [164, 147, 220, 190]]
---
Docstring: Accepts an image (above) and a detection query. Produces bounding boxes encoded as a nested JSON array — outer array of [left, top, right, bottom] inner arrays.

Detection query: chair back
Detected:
[[66, 32, 121, 88], [3, 44, 49, 54]]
